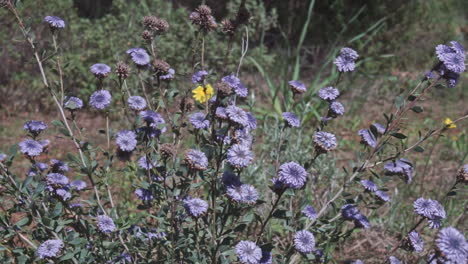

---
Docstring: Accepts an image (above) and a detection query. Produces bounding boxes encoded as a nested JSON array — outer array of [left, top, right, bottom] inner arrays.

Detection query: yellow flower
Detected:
[[444, 118, 456, 129], [192, 84, 214, 103]]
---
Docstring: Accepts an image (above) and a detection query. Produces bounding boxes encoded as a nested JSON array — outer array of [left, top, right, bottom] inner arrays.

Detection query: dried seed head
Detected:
[[180, 97, 194, 113], [215, 81, 232, 97], [236, 6, 251, 26], [221, 19, 235, 35], [196, 5, 212, 16], [115, 61, 130, 80], [153, 59, 170, 75], [143, 16, 169, 33], [457, 165, 468, 184], [142, 30, 153, 42], [160, 143, 176, 159]]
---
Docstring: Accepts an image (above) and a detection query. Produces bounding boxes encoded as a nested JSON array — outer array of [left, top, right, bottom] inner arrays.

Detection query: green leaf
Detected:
[[15, 216, 30, 227], [413, 146, 424, 153], [391, 133, 407, 139], [411, 106, 423, 113], [51, 202, 63, 218]]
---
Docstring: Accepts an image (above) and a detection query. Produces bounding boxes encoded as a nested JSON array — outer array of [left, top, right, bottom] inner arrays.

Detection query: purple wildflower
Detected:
[[215, 107, 228, 120], [288, 80, 307, 94], [234, 128, 253, 147], [50, 159, 69, 173], [89, 90, 112, 110], [353, 213, 370, 229], [302, 205, 317, 220], [313, 131, 338, 153], [19, 139, 43, 157], [160, 68, 175, 80], [185, 149, 208, 171], [443, 53, 466, 73], [318, 86, 340, 101], [329, 101, 345, 116], [64, 96, 83, 111], [139, 110, 164, 125], [97, 215, 116, 233], [23, 120, 47, 136], [436, 227, 468, 263], [55, 188, 71, 201], [183, 197, 208, 217], [283, 112, 300, 127], [0, 153, 7, 162], [294, 230, 315, 254], [227, 144, 253, 168], [360, 180, 378, 192], [226, 184, 258, 204], [351, 260, 364, 264], [334, 47, 359, 72], [130, 49, 150, 66], [44, 16, 65, 29], [246, 112, 257, 130], [138, 156, 157, 170], [384, 158, 413, 183], [70, 180, 86, 191], [341, 204, 359, 220], [135, 188, 154, 201], [90, 63, 111, 78], [278, 162, 307, 189], [128, 96, 147, 111], [189, 112, 210, 129], [192, 70, 208, 84], [375, 190, 390, 202], [358, 129, 377, 148], [116, 130, 137, 152], [222, 75, 248, 97], [388, 256, 401, 264], [371, 123, 386, 134], [408, 231, 424, 252], [226, 105, 249, 127], [126, 47, 146, 55], [37, 239, 63, 259], [46, 173, 69, 186], [236, 240, 262, 264]]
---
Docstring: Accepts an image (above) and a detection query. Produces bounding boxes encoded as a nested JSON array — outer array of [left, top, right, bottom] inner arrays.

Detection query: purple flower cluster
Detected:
[[433, 41, 465, 87], [116, 130, 137, 152], [227, 144, 253, 168], [277, 162, 307, 189], [128, 48, 150, 66], [413, 197, 446, 229], [222, 75, 248, 97], [189, 112, 210, 129], [302, 205, 317, 220], [313, 131, 338, 153], [19, 139, 43, 157], [44, 16, 65, 29], [406, 230, 424, 252], [135, 188, 154, 201], [436, 227, 468, 263], [185, 149, 208, 171], [90, 63, 111, 78], [64, 96, 83, 111], [226, 184, 258, 204], [97, 215, 116, 233], [341, 204, 370, 229], [128, 96, 147, 111], [288, 80, 307, 94], [235, 240, 262, 264], [226, 105, 249, 127], [138, 156, 157, 170], [51, 159, 69, 173], [384, 158, 414, 184], [282, 112, 300, 127], [90, 90, 112, 110], [294, 230, 315, 254], [24, 120, 48, 136], [183, 197, 208, 217], [37, 239, 64, 259], [192, 70, 208, 84], [360, 179, 390, 202], [334, 47, 359, 72]]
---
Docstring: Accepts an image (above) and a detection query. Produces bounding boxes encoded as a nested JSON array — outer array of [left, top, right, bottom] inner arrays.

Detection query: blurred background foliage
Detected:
[[0, 0, 466, 112]]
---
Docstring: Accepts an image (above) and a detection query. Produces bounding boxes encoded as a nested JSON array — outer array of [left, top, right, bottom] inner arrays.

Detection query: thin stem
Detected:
[[138, 71, 153, 110], [256, 191, 285, 242]]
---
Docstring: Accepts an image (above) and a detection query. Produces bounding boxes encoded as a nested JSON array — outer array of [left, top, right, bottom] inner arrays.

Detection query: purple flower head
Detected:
[[39, 139, 50, 148], [89, 90, 112, 110], [50, 159, 69, 173], [135, 188, 154, 201], [160, 68, 175, 80], [222, 74, 240, 88], [189, 112, 210, 129], [215, 107, 228, 120], [227, 144, 253, 168], [283, 112, 300, 127], [288, 80, 307, 94], [371, 123, 386, 135], [375, 190, 390, 202], [227, 184, 258, 204], [130, 49, 150, 66], [226, 105, 249, 127], [329, 101, 345, 117], [450, 41, 465, 54], [138, 156, 157, 170], [278, 162, 307, 189], [46, 173, 69, 186], [234, 128, 253, 147], [183, 197, 208, 217], [139, 110, 164, 125], [413, 198, 436, 218], [294, 230, 315, 254], [318, 86, 340, 101], [185, 149, 208, 171], [31, 162, 49, 174], [259, 251, 272, 264], [443, 53, 466, 73], [436, 227, 468, 263], [116, 130, 137, 152], [353, 213, 370, 229], [126, 47, 146, 55], [246, 112, 257, 130], [70, 180, 86, 191], [0, 153, 7, 162], [408, 231, 424, 252], [436, 44, 454, 61], [358, 129, 377, 148], [97, 215, 116, 233], [192, 70, 208, 84], [388, 256, 401, 264], [341, 204, 359, 220], [334, 47, 359, 72], [235, 82, 248, 97], [221, 171, 242, 188], [302, 205, 317, 220], [23, 120, 48, 136], [384, 158, 413, 183], [37, 239, 64, 259], [55, 188, 71, 201], [90, 63, 111, 78], [236, 240, 262, 264], [44, 16, 65, 29], [360, 179, 378, 192], [19, 139, 43, 157], [313, 131, 338, 153], [128, 96, 147, 111], [64, 96, 83, 111]]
